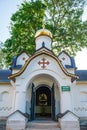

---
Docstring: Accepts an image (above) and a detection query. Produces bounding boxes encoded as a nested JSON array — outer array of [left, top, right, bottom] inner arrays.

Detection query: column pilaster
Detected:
[[15, 91, 26, 113], [60, 86, 72, 113]]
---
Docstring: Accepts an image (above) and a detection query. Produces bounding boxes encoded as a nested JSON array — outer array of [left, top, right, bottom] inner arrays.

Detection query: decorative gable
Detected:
[[9, 49, 78, 81], [11, 52, 29, 69], [16, 52, 29, 66], [58, 51, 76, 69]]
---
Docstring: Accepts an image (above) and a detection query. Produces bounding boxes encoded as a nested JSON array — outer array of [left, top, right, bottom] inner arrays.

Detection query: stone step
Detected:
[[26, 120, 61, 130], [26, 128, 60, 130]]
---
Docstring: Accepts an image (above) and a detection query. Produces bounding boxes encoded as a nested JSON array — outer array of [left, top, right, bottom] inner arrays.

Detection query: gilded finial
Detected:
[[42, 24, 45, 29]]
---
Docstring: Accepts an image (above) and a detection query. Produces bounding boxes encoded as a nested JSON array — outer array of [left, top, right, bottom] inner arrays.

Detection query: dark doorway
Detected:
[[35, 86, 51, 118]]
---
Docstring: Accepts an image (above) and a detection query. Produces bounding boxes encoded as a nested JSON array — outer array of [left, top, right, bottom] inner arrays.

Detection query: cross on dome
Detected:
[[42, 23, 45, 29]]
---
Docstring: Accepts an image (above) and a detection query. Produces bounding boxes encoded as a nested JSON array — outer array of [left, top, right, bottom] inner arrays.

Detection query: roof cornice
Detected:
[[0, 82, 10, 84], [76, 81, 87, 84]]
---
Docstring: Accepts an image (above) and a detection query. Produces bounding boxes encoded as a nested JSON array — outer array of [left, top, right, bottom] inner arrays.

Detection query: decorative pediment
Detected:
[[11, 52, 29, 69], [58, 51, 76, 69], [9, 49, 78, 81]]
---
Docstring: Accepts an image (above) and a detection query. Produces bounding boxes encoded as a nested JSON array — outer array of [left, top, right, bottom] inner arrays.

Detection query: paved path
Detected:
[[26, 120, 61, 130]]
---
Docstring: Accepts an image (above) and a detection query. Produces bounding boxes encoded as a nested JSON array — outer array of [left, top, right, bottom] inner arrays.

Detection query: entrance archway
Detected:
[[35, 85, 51, 118], [26, 73, 60, 120]]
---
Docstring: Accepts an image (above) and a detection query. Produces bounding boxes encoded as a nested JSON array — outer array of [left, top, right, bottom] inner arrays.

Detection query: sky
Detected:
[[0, 0, 87, 70]]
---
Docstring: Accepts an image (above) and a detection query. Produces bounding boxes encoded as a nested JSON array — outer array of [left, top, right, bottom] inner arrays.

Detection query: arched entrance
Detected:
[[30, 83, 56, 120], [26, 74, 60, 121], [35, 85, 51, 118]]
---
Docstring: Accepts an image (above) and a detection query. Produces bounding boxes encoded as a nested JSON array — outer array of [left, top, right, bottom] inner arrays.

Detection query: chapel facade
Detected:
[[0, 28, 87, 130]]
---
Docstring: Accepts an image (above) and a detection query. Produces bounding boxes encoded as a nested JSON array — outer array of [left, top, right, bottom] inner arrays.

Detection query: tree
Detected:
[[44, 0, 87, 55], [0, 48, 3, 69], [3, 0, 46, 66], [2, 0, 87, 67], [0, 41, 5, 69]]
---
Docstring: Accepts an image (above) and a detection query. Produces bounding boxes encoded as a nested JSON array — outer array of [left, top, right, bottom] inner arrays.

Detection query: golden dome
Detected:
[[35, 29, 52, 39]]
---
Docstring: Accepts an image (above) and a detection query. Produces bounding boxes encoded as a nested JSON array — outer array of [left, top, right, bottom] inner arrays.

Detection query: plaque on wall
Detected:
[[61, 86, 70, 91]]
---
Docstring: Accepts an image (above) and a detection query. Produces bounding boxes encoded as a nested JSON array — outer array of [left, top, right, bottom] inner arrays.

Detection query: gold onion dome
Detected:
[[35, 28, 52, 39]]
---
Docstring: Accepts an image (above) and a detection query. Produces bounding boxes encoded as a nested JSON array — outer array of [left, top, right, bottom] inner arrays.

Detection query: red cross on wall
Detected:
[[38, 58, 50, 69]]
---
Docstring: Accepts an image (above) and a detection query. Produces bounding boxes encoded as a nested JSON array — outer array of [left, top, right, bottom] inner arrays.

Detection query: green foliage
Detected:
[[44, 0, 87, 55], [3, 0, 46, 67], [0, 42, 5, 69], [0, 49, 4, 69], [2, 0, 87, 67]]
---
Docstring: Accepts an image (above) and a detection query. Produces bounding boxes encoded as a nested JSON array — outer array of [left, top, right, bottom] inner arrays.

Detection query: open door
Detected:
[[35, 86, 51, 118], [51, 83, 55, 120], [31, 83, 35, 120]]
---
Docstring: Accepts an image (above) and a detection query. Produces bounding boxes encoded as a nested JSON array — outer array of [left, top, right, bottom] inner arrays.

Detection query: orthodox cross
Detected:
[[38, 58, 50, 69], [42, 23, 45, 29]]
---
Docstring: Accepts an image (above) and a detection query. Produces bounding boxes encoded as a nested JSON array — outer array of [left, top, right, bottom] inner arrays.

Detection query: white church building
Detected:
[[0, 28, 87, 130]]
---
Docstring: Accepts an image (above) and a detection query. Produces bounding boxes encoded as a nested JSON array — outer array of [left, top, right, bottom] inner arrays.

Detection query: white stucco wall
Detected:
[[0, 83, 15, 117], [55, 85, 60, 114], [71, 82, 87, 117]]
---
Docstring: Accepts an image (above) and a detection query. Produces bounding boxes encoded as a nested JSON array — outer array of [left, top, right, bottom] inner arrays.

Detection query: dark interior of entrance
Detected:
[[35, 86, 51, 118]]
